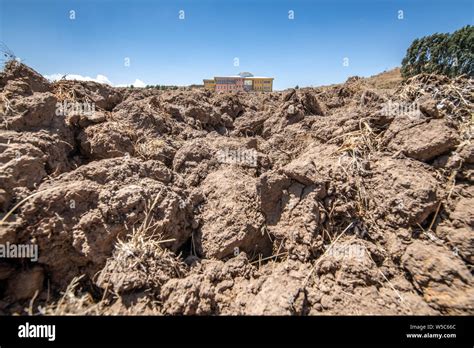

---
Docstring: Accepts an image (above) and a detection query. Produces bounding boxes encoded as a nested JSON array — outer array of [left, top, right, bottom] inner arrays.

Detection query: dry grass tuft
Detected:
[[134, 138, 168, 160], [398, 74, 473, 140], [95, 194, 186, 295], [30, 194, 186, 315], [335, 119, 380, 174], [302, 222, 355, 287], [36, 276, 106, 315], [52, 80, 92, 104]]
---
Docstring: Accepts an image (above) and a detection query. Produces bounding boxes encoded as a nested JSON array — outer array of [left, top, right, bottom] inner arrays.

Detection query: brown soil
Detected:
[[0, 61, 472, 315]]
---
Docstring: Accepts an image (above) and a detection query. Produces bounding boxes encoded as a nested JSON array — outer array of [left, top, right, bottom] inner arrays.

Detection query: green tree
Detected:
[[401, 25, 473, 78]]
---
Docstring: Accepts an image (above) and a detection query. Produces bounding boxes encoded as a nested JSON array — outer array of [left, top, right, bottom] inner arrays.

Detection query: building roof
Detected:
[[238, 72, 254, 77], [213, 75, 273, 79]]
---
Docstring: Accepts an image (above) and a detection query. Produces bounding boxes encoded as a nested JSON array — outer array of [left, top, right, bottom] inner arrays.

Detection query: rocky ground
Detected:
[[0, 61, 472, 315]]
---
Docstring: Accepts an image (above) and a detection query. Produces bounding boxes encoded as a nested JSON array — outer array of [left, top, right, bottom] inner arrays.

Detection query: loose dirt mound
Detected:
[[0, 61, 472, 315]]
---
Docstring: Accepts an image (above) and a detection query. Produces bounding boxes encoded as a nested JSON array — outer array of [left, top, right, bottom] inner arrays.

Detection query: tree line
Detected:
[[401, 25, 473, 78], [129, 84, 204, 90]]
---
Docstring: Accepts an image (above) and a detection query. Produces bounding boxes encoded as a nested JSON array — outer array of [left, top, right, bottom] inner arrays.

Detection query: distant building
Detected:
[[214, 76, 245, 92], [250, 77, 274, 92], [203, 79, 215, 91], [203, 72, 274, 92]]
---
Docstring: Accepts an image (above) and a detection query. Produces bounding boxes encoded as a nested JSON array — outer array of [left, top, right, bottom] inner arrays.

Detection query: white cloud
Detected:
[[95, 74, 113, 85], [131, 79, 146, 88], [44, 73, 146, 88], [43, 73, 64, 81], [44, 73, 113, 85]]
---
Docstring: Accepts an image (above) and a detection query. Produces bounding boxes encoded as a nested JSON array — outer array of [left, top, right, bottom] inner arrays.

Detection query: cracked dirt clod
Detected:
[[0, 61, 472, 316], [385, 118, 460, 162], [401, 240, 474, 314]]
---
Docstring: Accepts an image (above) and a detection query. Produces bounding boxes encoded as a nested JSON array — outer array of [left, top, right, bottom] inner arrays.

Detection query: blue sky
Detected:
[[0, 0, 472, 89]]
